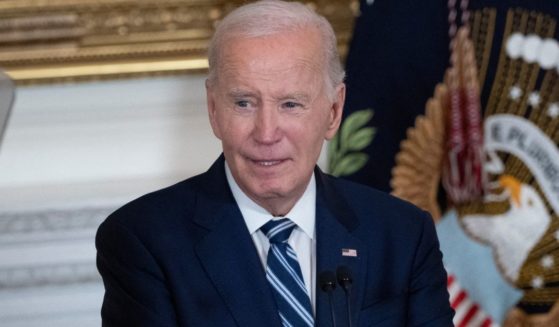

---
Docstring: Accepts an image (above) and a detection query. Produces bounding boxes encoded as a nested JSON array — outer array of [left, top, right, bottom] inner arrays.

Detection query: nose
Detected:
[[253, 105, 281, 145]]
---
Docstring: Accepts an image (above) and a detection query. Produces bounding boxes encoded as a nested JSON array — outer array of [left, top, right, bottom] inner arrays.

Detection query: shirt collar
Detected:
[[225, 161, 316, 239]]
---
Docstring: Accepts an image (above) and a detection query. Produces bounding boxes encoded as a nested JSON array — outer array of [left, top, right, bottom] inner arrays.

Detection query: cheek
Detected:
[[291, 123, 327, 153], [307, 112, 332, 139], [218, 118, 251, 149]]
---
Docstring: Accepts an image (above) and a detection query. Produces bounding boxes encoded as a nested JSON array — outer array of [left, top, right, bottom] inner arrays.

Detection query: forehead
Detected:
[[216, 27, 325, 85]]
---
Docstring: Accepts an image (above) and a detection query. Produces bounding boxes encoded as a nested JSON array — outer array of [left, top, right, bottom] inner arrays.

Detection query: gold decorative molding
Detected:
[[0, 0, 357, 85]]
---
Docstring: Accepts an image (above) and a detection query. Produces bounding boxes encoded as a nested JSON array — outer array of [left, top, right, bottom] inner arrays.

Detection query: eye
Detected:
[[235, 100, 250, 108], [282, 101, 302, 109]]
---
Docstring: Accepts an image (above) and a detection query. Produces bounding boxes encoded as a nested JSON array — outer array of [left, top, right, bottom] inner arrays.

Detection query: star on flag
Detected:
[[509, 85, 523, 101]]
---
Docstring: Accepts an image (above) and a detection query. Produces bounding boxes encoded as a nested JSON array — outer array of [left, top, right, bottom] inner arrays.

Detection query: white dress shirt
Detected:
[[225, 162, 317, 311]]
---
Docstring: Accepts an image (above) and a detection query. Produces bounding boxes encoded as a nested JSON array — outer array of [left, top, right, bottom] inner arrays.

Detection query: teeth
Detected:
[[257, 160, 280, 166]]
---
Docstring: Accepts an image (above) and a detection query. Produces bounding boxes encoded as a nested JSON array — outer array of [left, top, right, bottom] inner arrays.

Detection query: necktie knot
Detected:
[[261, 218, 296, 244]]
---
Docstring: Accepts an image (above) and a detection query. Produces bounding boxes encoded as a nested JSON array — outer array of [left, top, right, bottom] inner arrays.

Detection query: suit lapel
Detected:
[[191, 158, 368, 327], [192, 156, 282, 327], [315, 170, 368, 327]]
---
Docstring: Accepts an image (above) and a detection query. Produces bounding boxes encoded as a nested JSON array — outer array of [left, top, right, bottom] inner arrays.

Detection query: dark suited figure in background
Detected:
[[96, 1, 454, 326]]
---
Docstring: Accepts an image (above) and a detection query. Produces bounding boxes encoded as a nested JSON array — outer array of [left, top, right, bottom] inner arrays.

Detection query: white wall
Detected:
[[0, 75, 221, 326], [0, 75, 221, 211]]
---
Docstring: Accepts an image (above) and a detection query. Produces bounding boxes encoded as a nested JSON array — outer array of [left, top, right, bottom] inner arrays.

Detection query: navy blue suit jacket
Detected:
[[96, 156, 453, 326]]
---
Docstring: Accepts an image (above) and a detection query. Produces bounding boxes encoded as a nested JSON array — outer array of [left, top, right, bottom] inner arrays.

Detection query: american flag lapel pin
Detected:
[[342, 248, 357, 257]]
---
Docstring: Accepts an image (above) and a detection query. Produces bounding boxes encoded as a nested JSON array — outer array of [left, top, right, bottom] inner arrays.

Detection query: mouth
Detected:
[[249, 158, 288, 167]]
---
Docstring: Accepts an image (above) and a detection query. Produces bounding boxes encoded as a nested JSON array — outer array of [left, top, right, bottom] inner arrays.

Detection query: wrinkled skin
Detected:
[[206, 26, 345, 215]]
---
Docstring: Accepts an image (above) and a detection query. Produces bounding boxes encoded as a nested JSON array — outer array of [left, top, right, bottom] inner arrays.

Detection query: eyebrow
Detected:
[[226, 89, 311, 103], [274, 93, 311, 103], [227, 89, 257, 98]]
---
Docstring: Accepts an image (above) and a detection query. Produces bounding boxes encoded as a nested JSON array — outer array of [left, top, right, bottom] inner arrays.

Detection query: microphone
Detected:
[[319, 270, 337, 327], [336, 266, 353, 327]]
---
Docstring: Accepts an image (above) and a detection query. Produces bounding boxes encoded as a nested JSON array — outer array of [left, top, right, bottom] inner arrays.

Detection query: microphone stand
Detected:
[[319, 270, 337, 327], [337, 266, 353, 327]]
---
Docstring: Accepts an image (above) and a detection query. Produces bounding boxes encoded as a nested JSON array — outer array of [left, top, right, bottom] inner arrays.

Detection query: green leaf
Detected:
[[347, 127, 376, 152], [327, 134, 340, 172], [340, 109, 374, 150], [331, 153, 368, 177], [327, 108, 375, 175]]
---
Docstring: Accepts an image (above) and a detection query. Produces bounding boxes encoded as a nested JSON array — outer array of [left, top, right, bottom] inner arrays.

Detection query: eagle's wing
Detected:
[[390, 84, 447, 221]]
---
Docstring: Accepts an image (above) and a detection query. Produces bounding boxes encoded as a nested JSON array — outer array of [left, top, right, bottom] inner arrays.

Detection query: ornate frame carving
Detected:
[[0, 0, 357, 85]]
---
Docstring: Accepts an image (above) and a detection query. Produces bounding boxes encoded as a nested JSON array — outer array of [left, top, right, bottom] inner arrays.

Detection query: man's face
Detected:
[[206, 27, 345, 215]]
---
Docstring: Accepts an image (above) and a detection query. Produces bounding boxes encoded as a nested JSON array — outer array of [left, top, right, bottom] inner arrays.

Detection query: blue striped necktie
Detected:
[[261, 218, 314, 327]]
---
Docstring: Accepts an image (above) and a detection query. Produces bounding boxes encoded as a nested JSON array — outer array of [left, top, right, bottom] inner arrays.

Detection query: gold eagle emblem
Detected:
[[391, 8, 559, 325]]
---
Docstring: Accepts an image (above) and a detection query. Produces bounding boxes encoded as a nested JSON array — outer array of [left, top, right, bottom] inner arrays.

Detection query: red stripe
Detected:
[[451, 290, 467, 308], [458, 304, 479, 327], [448, 275, 455, 285], [480, 318, 492, 327]]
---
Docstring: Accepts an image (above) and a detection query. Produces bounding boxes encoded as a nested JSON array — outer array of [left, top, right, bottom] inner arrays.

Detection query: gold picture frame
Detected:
[[0, 0, 357, 85]]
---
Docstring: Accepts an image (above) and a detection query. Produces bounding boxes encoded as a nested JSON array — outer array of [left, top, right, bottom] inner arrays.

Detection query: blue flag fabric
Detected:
[[342, 0, 449, 192]]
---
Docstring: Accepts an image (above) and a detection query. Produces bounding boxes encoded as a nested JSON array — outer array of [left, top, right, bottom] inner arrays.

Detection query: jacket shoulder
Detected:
[[98, 173, 207, 237], [326, 174, 427, 217]]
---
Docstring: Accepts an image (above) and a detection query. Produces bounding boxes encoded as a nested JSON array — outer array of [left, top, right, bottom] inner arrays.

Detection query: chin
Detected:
[[252, 184, 289, 199]]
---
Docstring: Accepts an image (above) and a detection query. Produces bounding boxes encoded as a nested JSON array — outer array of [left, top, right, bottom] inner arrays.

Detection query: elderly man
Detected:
[[96, 1, 454, 326]]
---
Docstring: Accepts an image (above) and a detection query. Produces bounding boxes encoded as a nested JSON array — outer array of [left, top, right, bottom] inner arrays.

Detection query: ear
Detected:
[[206, 79, 223, 140], [325, 83, 345, 140]]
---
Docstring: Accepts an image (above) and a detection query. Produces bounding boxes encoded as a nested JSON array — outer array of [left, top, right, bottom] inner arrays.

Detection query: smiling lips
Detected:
[[250, 158, 287, 167]]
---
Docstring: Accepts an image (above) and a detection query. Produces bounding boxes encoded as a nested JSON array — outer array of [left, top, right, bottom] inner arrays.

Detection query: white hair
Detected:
[[207, 0, 345, 95]]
